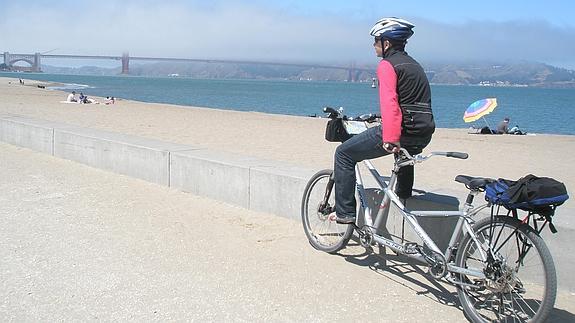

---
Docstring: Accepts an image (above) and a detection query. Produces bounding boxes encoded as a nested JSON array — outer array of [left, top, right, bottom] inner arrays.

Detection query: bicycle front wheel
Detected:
[[301, 169, 354, 253], [456, 216, 556, 323]]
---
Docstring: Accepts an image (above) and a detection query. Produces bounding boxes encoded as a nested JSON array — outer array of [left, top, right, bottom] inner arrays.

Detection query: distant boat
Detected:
[[371, 78, 377, 88], [168, 73, 179, 77]]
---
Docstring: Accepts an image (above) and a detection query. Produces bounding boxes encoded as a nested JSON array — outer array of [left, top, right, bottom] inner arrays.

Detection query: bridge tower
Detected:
[[2, 52, 41, 72], [121, 52, 130, 74], [33, 53, 41, 72], [347, 62, 357, 82]]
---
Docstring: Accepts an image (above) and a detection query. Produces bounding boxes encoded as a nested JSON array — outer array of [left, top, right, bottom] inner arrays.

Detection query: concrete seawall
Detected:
[[0, 114, 315, 220], [1, 114, 573, 292]]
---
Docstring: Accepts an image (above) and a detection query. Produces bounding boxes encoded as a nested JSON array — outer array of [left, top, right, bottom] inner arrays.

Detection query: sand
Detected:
[[1, 76, 574, 320], [1, 76, 573, 223], [5, 142, 575, 321]]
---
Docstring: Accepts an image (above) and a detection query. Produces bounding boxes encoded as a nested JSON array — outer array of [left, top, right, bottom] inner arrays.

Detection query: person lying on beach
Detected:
[[468, 124, 526, 135], [507, 125, 526, 135], [105, 96, 115, 105], [480, 126, 498, 134]]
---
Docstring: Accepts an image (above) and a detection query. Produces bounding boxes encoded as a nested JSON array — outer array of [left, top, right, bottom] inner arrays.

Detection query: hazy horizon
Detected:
[[2, 0, 574, 70], [26, 58, 575, 73]]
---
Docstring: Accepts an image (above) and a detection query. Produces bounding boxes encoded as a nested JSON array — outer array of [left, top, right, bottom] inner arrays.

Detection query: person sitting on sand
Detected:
[[77, 93, 98, 104], [497, 117, 510, 134], [66, 91, 77, 102], [79, 92, 88, 104]]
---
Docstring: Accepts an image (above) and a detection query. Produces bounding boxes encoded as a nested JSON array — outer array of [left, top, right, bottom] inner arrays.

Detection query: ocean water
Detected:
[[2, 72, 575, 135]]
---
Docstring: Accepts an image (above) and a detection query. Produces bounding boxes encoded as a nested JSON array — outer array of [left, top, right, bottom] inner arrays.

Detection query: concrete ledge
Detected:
[[250, 163, 315, 219], [0, 116, 55, 155], [54, 127, 195, 186], [170, 150, 260, 208], [170, 149, 316, 219]]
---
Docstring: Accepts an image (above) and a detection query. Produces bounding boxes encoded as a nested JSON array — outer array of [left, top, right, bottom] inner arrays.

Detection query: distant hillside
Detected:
[[425, 62, 575, 88], [40, 61, 575, 88]]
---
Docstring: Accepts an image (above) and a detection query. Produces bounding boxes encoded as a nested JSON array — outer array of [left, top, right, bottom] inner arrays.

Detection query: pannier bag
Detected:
[[325, 118, 351, 142], [485, 174, 569, 213]]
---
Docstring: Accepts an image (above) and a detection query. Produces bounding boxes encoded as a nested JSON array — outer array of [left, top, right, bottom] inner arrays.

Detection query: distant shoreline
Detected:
[[3, 70, 575, 89]]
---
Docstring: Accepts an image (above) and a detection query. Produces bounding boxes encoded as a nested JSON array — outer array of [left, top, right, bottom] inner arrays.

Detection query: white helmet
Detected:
[[369, 17, 415, 41]]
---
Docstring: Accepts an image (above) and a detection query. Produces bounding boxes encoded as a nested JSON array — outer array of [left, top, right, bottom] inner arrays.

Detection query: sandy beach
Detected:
[[1, 76, 574, 222], [2, 76, 575, 320]]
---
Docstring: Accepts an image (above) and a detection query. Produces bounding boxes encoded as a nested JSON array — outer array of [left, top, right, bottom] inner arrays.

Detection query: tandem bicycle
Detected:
[[301, 107, 562, 322]]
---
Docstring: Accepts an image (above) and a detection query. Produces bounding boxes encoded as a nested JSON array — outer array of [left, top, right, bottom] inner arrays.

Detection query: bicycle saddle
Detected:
[[455, 175, 495, 190]]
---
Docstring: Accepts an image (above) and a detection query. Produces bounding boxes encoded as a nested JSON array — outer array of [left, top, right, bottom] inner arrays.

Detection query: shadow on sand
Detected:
[[341, 239, 462, 311], [335, 188, 575, 322]]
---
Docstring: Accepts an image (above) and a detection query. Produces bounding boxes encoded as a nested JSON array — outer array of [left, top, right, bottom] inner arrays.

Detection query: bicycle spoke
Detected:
[[508, 284, 538, 319], [507, 288, 522, 322]]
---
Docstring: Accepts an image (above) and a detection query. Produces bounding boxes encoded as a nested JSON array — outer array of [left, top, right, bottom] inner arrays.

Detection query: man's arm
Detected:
[[377, 60, 402, 149]]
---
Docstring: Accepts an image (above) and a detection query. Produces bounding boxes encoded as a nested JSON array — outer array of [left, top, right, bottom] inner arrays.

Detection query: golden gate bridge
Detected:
[[1, 51, 372, 82]]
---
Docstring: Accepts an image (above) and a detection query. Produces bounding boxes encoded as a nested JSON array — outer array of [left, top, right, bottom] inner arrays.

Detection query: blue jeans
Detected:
[[334, 125, 430, 219]]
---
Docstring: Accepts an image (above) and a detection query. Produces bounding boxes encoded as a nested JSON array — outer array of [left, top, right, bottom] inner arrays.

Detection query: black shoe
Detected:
[[336, 216, 356, 224], [395, 189, 412, 200]]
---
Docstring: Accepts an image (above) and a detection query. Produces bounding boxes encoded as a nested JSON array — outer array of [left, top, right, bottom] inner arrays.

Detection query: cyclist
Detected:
[[335, 17, 435, 224]]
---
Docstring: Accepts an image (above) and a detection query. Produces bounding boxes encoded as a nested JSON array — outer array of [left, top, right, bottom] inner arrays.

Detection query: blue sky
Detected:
[[2, 0, 574, 69]]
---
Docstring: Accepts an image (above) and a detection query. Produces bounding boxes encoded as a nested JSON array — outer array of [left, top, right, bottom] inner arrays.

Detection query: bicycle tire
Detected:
[[455, 216, 556, 323], [301, 169, 354, 253]]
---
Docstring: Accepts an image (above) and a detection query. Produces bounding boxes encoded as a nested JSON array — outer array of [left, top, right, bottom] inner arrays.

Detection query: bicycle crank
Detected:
[[417, 246, 448, 279], [359, 225, 374, 248]]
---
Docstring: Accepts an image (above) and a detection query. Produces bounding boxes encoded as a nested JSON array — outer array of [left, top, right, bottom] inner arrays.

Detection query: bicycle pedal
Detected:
[[404, 242, 419, 254]]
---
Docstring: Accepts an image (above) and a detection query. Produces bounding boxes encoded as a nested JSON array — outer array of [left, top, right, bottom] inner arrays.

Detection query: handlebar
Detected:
[[397, 148, 468, 167], [323, 106, 380, 123], [323, 106, 339, 115]]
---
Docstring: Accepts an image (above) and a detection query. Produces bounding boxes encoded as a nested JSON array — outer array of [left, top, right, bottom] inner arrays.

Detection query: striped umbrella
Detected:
[[463, 98, 498, 123]]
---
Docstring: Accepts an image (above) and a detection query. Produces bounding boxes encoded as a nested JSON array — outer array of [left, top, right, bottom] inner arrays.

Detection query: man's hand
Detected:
[[383, 142, 400, 153]]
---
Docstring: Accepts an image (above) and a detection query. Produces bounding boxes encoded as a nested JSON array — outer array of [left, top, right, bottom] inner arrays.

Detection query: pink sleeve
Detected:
[[377, 60, 402, 143]]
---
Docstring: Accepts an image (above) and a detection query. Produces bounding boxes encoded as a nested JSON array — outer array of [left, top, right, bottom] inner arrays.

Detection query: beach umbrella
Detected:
[[463, 98, 498, 127]]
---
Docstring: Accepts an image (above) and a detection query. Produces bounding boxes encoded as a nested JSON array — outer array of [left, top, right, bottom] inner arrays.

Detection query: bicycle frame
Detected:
[[355, 158, 492, 281]]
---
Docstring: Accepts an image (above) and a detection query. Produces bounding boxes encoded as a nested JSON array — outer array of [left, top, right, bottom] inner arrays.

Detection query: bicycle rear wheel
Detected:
[[301, 169, 354, 253], [455, 216, 556, 323]]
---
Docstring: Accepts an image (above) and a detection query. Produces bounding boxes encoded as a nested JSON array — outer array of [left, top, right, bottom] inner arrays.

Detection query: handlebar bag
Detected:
[[325, 118, 351, 142]]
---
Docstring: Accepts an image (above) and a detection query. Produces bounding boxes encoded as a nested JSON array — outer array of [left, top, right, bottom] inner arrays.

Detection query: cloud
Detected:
[[2, 1, 574, 69], [411, 18, 575, 69]]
